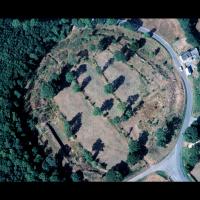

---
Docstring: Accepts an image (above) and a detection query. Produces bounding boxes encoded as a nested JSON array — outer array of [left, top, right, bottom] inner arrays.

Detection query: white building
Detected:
[[179, 48, 200, 64]]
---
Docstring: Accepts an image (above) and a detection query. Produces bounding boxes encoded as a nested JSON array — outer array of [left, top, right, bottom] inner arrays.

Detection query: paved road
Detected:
[[121, 24, 193, 182]]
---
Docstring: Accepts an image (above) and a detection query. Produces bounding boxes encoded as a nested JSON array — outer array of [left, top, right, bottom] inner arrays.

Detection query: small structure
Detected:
[[179, 48, 200, 64]]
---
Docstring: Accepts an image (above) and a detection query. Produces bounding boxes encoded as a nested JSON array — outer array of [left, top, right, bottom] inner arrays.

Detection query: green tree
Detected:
[[111, 116, 121, 125], [71, 172, 82, 182], [64, 121, 73, 138], [184, 126, 199, 143], [40, 82, 56, 99], [114, 51, 126, 62], [117, 102, 127, 112], [88, 44, 96, 51], [82, 149, 93, 164], [72, 81, 81, 93], [65, 71, 75, 83], [143, 32, 151, 38], [105, 168, 123, 182], [105, 19, 118, 25], [12, 19, 21, 28], [156, 128, 168, 147], [104, 83, 114, 94], [92, 106, 103, 116], [96, 66, 103, 75]]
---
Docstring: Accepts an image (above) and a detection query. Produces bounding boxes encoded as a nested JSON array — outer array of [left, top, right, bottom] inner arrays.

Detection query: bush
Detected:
[[111, 116, 121, 125], [104, 83, 114, 94], [114, 51, 126, 62], [156, 128, 168, 147], [82, 149, 93, 164], [96, 66, 103, 75], [127, 139, 142, 165], [92, 106, 102, 116], [64, 121, 73, 138], [184, 126, 200, 143], [72, 81, 81, 93], [71, 172, 82, 182], [40, 82, 56, 99], [117, 102, 127, 113], [65, 71, 75, 83], [105, 168, 123, 182]]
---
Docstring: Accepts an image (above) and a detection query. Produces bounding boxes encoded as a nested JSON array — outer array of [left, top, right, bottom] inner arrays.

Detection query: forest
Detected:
[[0, 18, 122, 181]]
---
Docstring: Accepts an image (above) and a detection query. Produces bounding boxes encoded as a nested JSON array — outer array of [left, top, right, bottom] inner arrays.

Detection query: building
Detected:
[[179, 48, 200, 64]]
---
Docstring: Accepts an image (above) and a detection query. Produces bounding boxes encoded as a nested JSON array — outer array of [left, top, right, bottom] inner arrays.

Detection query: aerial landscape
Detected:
[[0, 18, 200, 182]]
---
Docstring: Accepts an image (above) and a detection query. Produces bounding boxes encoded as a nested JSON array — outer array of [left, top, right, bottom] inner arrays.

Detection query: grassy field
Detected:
[[27, 25, 185, 181]]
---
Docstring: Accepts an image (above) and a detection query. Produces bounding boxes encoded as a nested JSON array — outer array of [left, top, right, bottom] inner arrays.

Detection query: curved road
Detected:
[[123, 25, 193, 182]]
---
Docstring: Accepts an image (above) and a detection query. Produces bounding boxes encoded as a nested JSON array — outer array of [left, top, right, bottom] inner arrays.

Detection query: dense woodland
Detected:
[[0, 18, 125, 181]]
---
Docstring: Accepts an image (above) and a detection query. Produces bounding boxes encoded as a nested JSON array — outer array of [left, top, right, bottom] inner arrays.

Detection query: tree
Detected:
[[40, 82, 56, 99], [64, 121, 73, 138], [96, 66, 103, 75], [12, 19, 21, 28], [105, 19, 118, 25], [111, 116, 121, 125], [72, 81, 81, 93], [104, 83, 114, 94], [105, 168, 123, 182], [184, 126, 200, 143], [71, 172, 82, 182], [127, 139, 142, 165], [65, 71, 75, 83], [197, 62, 200, 74], [143, 32, 151, 38], [114, 51, 126, 62], [82, 149, 93, 164], [88, 44, 96, 51], [156, 128, 168, 147], [183, 144, 200, 170], [92, 106, 102, 116], [117, 102, 127, 112]]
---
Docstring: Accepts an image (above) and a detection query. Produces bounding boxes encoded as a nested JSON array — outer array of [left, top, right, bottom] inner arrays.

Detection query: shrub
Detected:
[[111, 116, 121, 125], [64, 121, 73, 138], [96, 66, 103, 75], [71, 172, 82, 182], [156, 128, 168, 147], [104, 83, 114, 94], [105, 168, 123, 182], [72, 81, 81, 93], [82, 149, 93, 164], [65, 71, 75, 83], [92, 106, 102, 116], [114, 51, 126, 62], [117, 102, 127, 112], [184, 126, 200, 143], [40, 82, 56, 99]]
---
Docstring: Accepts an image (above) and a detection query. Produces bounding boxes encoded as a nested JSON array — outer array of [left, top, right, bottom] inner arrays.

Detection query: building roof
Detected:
[[180, 48, 199, 61]]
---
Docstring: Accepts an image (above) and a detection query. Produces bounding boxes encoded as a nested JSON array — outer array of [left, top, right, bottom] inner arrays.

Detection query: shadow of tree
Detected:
[[103, 58, 114, 72], [113, 161, 130, 178], [92, 138, 105, 160], [112, 75, 125, 92], [138, 131, 149, 146], [101, 98, 114, 112], [127, 94, 139, 106], [138, 38, 146, 48], [75, 64, 87, 79], [69, 112, 82, 135], [81, 76, 92, 90]]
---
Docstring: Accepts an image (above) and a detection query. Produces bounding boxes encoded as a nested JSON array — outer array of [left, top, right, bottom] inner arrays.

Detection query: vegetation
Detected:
[[71, 172, 82, 182], [127, 139, 142, 165], [156, 116, 182, 147], [117, 102, 127, 113], [82, 149, 93, 164], [105, 168, 123, 182], [104, 83, 114, 94], [111, 116, 121, 125], [92, 106, 103, 116], [72, 81, 81, 92], [65, 71, 75, 83], [114, 51, 126, 62], [40, 82, 56, 99], [184, 125, 200, 143], [64, 121, 73, 138], [96, 66, 103, 75], [0, 18, 73, 181]]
